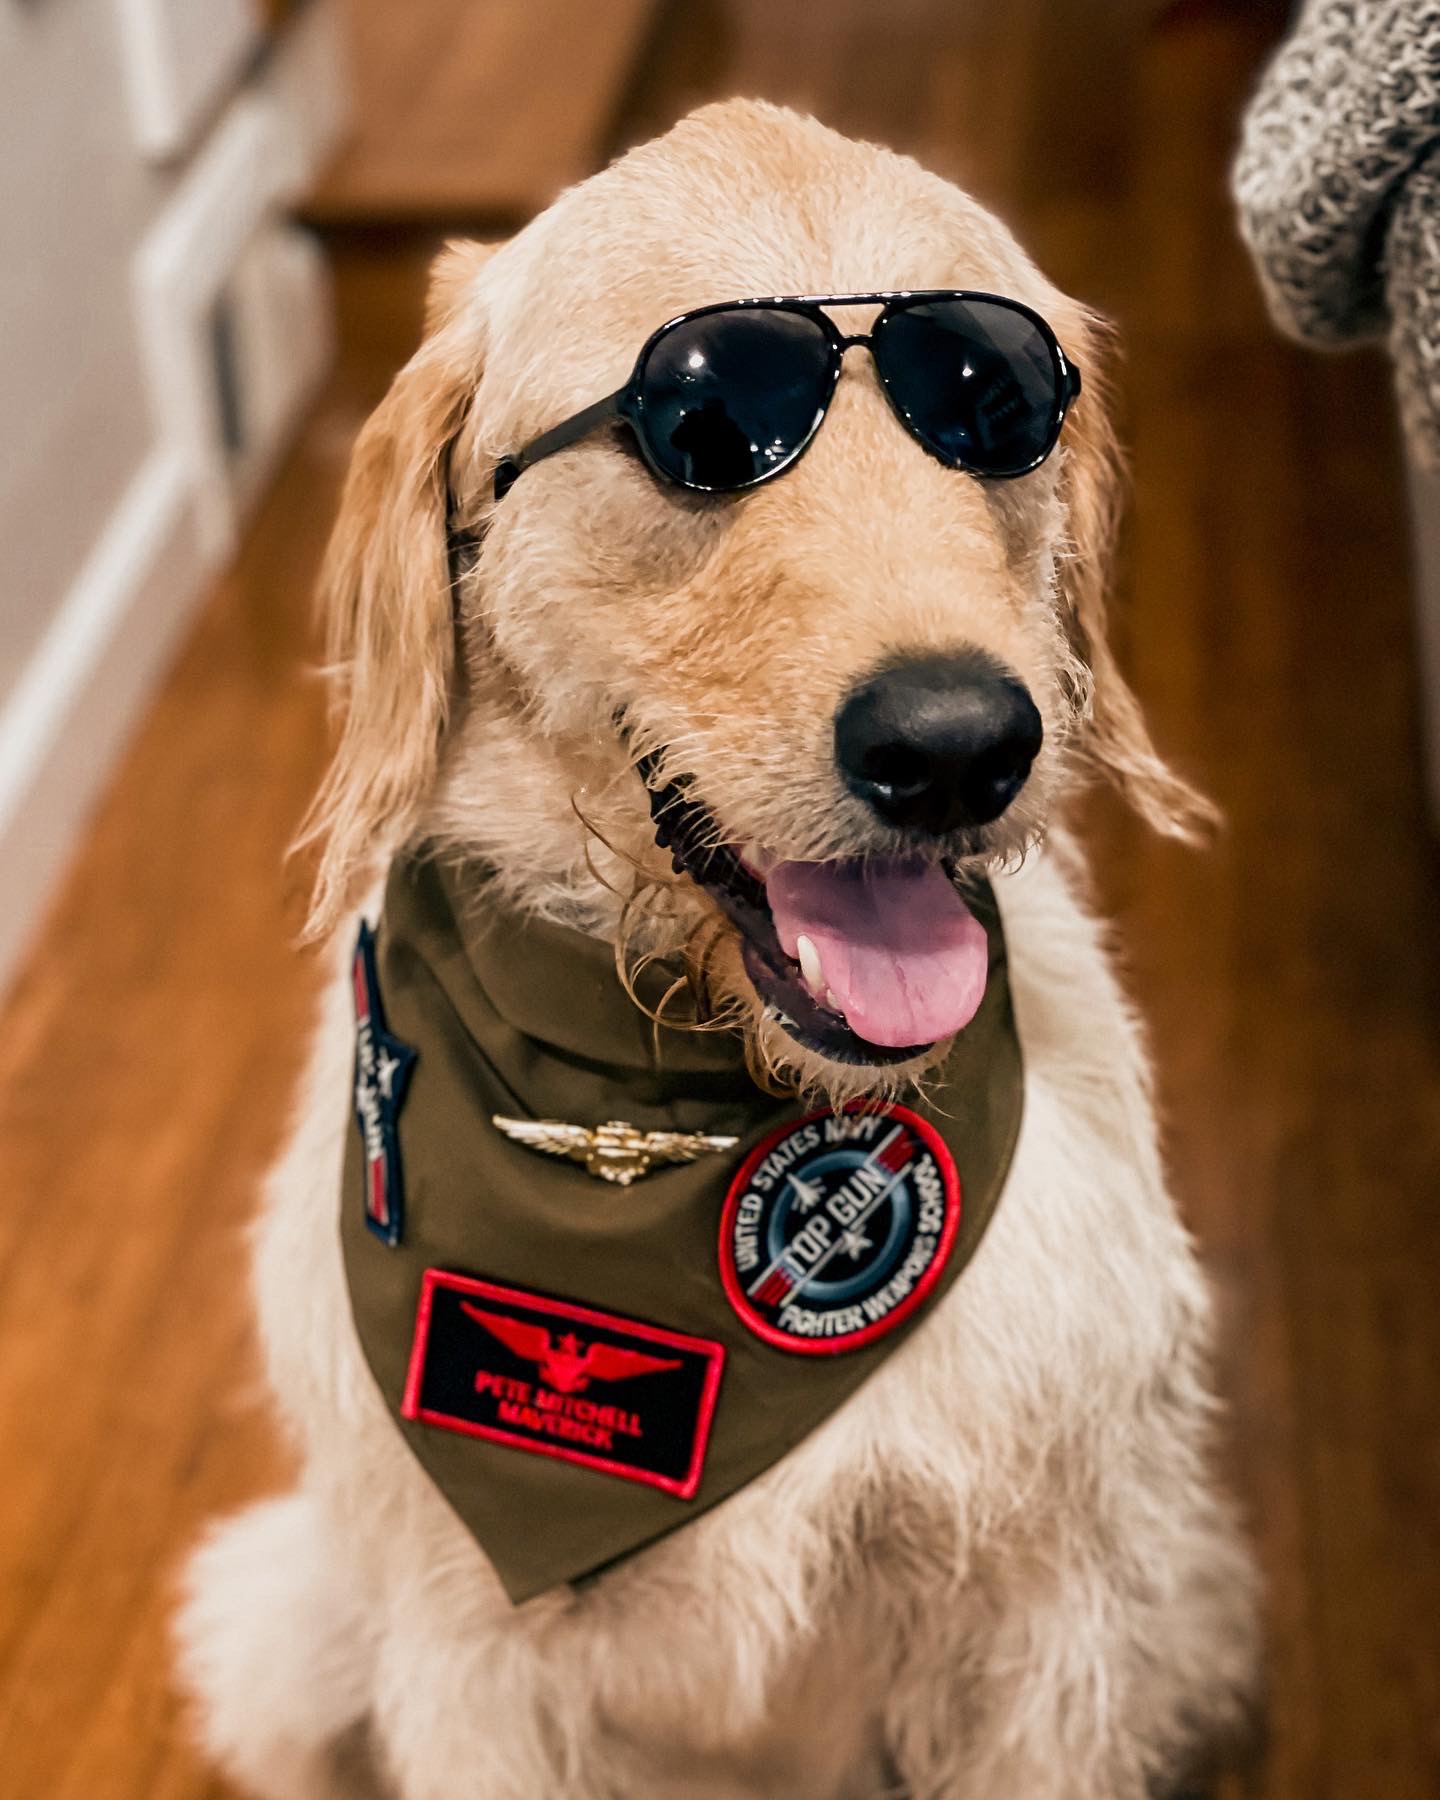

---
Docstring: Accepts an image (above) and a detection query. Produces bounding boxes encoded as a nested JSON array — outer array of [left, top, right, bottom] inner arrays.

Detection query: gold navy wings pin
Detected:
[[491, 1116, 739, 1187]]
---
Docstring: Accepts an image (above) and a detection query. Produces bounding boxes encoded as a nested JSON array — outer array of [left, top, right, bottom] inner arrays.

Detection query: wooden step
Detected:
[[305, 0, 663, 230]]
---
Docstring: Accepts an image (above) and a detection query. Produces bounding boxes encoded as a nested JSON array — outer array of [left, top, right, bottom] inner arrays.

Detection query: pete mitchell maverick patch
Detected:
[[401, 1271, 725, 1499], [719, 1102, 960, 1353]]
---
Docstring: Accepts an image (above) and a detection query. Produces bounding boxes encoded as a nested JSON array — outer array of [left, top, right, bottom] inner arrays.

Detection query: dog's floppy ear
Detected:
[[1057, 320, 1217, 840], [299, 241, 495, 934], [425, 236, 501, 333]]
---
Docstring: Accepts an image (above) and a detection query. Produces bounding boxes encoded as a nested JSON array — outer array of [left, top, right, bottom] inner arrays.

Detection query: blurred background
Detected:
[[1, 0, 1437, 1794]]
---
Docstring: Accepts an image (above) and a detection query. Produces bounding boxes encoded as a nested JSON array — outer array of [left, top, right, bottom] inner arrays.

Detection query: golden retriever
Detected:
[[175, 101, 1258, 1799]]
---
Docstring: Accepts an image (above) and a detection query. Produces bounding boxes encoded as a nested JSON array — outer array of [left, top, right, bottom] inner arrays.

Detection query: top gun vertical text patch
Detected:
[[351, 921, 417, 1246]]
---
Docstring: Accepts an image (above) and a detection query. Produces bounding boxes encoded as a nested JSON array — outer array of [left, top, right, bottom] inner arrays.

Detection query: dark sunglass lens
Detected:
[[637, 310, 834, 489], [877, 300, 1065, 476]]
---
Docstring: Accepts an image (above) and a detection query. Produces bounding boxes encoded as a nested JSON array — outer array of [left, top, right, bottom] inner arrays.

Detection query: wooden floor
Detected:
[[3, 2, 1438, 1795], [307, 0, 663, 227]]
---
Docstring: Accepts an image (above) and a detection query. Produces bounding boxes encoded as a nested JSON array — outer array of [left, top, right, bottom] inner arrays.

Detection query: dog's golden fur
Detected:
[[176, 102, 1257, 1796]]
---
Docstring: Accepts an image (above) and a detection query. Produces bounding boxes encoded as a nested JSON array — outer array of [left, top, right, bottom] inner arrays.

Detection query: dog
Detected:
[[174, 100, 1260, 1799]]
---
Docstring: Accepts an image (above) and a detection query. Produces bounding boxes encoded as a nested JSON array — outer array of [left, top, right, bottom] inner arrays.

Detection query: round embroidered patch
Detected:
[[718, 1103, 961, 1355]]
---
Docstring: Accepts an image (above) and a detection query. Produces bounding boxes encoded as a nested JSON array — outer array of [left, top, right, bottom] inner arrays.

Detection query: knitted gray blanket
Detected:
[[1233, 1, 1440, 467]]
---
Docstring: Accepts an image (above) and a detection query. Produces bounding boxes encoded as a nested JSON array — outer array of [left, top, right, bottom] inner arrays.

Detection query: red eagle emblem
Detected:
[[461, 1303, 682, 1395]]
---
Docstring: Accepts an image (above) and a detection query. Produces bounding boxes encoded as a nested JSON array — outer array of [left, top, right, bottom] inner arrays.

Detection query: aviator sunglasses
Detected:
[[493, 290, 1081, 500]]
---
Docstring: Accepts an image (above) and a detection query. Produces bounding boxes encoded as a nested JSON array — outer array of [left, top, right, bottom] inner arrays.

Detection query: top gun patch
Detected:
[[719, 1102, 960, 1354], [351, 921, 416, 1246]]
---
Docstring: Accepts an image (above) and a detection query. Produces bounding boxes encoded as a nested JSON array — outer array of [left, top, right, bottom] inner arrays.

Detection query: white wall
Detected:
[[0, 0, 345, 990], [0, 0, 180, 702]]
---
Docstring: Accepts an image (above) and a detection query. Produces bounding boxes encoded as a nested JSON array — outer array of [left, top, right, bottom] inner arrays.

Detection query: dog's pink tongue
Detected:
[[765, 858, 988, 1048]]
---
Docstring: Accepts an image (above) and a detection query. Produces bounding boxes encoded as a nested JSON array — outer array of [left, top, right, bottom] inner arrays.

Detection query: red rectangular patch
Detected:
[[401, 1270, 725, 1500]]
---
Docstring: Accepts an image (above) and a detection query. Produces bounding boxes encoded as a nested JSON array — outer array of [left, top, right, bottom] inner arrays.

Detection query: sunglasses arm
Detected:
[[493, 390, 626, 499]]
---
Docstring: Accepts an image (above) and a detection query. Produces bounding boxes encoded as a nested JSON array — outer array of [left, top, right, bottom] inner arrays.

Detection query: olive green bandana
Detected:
[[340, 856, 1023, 1603]]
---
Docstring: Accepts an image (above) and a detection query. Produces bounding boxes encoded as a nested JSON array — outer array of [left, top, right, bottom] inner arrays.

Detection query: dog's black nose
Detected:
[[834, 653, 1043, 835]]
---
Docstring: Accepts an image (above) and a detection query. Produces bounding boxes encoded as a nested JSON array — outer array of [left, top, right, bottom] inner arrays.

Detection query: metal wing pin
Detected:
[[492, 1116, 738, 1186]]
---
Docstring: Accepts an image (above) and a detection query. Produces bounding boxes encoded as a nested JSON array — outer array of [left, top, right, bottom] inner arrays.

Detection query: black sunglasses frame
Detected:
[[494, 290, 1082, 500]]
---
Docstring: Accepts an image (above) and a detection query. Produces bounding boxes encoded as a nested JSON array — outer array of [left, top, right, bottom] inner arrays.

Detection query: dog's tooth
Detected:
[[796, 934, 825, 997], [826, 987, 842, 1013]]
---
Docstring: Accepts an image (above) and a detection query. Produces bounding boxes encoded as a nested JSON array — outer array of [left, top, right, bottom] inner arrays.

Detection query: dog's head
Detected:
[[303, 101, 1208, 1097]]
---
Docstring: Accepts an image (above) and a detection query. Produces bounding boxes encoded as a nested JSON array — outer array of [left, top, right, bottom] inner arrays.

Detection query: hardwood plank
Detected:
[[307, 0, 664, 227]]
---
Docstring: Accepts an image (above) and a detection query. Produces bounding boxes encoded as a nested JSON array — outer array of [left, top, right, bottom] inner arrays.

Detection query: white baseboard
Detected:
[[0, 450, 208, 992]]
